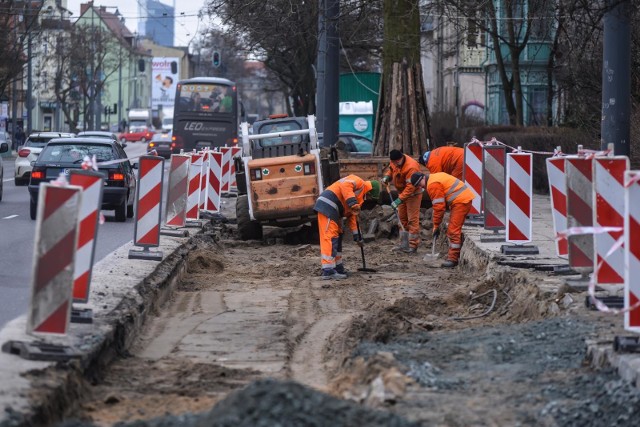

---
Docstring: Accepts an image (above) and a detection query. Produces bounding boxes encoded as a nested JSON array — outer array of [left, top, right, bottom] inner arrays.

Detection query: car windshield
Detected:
[[351, 136, 373, 152], [257, 121, 303, 147], [152, 134, 171, 142], [25, 137, 56, 148], [39, 143, 117, 163]]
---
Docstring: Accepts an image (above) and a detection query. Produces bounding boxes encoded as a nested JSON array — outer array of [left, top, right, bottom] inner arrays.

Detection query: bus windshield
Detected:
[[177, 83, 236, 114], [172, 78, 240, 151]]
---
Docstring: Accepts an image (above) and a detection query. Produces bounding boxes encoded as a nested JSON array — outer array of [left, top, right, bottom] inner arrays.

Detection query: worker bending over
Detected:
[[382, 149, 423, 254], [410, 171, 475, 268], [314, 175, 381, 280], [419, 146, 464, 180]]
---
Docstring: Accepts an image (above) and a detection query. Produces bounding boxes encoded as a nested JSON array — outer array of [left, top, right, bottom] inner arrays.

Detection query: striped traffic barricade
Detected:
[[463, 140, 483, 225], [198, 150, 210, 212], [593, 155, 629, 286], [68, 170, 104, 323], [565, 156, 594, 285], [27, 183, 83, 335], [129, 155, 165, 261], [186, 152, 204, 223], [203, 151, 223, 213], [228, 146, 242, 191], [546, 153, 569, 258], [161, 154, 190, 237], [480, 144, 506, 242], [624, 170, 640, 334], [502, 149, 538, 255], [220, 146, 234, 194]]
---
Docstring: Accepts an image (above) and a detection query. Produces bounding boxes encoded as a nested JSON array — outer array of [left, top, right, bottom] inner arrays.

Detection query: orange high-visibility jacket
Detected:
[[383, 154, 423, 201], [427, 147, 464, 180], [314, 174, 372, 234], [427, 172, 475, 229]]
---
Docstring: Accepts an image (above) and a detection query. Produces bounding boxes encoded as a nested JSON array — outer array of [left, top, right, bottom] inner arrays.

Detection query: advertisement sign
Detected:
[[152, 57, 180, 110]]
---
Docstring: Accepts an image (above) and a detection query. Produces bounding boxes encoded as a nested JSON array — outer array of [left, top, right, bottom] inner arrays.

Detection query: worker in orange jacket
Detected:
[[382, 150, 423, 253], [419, 146, 464, 180], [410, 171, 475, 267], [314, 175, 381, 280]]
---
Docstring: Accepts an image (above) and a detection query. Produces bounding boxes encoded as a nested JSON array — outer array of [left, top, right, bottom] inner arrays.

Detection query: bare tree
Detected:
[[47, 24, 123, 131], [372, 0, 431, 156], [0, 1, 42, 101], [206, 0, 383, 116]]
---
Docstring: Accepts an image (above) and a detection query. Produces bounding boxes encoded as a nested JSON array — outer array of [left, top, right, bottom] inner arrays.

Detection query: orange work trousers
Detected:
[[317, 213, 344, 270], [397, 193, 422, 249], [446, 201, 472, 262]]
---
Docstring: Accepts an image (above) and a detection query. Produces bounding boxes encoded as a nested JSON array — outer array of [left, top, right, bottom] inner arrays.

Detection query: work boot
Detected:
[[321, 268, 347, 280], [441, 260, 458, 268], [402, 247, 417, 254], [335, 265, 349, 275]]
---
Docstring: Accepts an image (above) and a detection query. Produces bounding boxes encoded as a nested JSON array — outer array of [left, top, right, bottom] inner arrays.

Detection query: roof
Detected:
[[28, 132, 76, 138], [47, 137, 119, 145], [179, 77, 236, 86]]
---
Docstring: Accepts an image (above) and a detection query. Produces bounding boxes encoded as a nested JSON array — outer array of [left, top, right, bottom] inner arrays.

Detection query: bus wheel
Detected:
[[236, 195, 263, 241]]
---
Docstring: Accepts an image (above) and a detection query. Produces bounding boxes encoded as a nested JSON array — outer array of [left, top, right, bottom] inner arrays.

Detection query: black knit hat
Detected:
[[410, 172, 425, 187], [389, 149, 403, 161]]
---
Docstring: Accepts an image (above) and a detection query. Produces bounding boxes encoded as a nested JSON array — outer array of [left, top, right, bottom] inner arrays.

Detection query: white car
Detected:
[[15, 131, 76, 186]]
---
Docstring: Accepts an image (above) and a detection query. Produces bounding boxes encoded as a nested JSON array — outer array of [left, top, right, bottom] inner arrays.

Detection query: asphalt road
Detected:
[[0, 142, 153, 329]]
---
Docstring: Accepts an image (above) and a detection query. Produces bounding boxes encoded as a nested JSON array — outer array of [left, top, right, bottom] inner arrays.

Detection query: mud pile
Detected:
[[59, 379, 419, 427]]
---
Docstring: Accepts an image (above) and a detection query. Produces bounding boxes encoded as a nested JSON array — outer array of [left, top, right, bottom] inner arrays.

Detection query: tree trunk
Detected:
[[373, 0, 431, 157]]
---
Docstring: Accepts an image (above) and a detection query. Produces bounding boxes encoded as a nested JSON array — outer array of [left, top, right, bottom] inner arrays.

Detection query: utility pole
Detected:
[[316, 0, 326, 137], [600, 0, 632, 157], [318, 0, 339, 148], [26, 2, 33, 134]]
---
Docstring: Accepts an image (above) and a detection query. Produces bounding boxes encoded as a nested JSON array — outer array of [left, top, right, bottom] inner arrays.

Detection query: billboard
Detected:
[[152, 57, 180, 110]]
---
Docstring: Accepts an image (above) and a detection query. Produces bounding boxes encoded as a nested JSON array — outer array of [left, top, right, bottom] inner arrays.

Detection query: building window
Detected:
[[528, 87, 547, 125]]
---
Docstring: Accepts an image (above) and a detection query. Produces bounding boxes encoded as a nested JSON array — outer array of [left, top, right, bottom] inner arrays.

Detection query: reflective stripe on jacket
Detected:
[[314, 174, 372, 232], [427, 172, 475, 229], [383, 154, 423, 200]]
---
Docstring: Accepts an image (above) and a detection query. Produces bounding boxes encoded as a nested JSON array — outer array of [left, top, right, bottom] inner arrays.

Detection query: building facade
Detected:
[[139, 0, 175, 47]]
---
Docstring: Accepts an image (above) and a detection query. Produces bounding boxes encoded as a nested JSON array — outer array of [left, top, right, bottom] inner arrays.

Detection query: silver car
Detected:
[[14, 131, 76, 185]]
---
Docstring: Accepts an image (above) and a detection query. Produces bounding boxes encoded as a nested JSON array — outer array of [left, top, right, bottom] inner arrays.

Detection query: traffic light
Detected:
[[171, 61, 178, 74], [212, 51, 221, 68], [138, 59, 145, 72], [112, 103, 117, 115]]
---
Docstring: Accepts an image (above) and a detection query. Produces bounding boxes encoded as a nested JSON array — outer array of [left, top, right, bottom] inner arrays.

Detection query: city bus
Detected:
[[171, 77, 242, 152]]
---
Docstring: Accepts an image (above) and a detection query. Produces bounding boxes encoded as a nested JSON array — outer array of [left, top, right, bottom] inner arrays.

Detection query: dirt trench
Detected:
[[57, 209, 640, 427]]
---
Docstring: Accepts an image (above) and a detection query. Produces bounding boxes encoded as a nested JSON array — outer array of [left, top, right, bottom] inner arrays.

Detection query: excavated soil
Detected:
[[55, 205, 640, 426]]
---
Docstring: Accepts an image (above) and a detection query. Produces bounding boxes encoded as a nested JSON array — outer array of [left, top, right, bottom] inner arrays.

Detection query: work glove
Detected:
[[432, 228, 440, 240], [382, 175, 391, 185], [353, 234, 364, 247], [391, 198, 403, 209]]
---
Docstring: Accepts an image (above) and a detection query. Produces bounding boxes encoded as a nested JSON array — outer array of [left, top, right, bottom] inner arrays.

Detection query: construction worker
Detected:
[[410, 171, 475, 267], [381, 149, 423, 253], [314, 175, 381, 280], [418, 146, 464, 180]]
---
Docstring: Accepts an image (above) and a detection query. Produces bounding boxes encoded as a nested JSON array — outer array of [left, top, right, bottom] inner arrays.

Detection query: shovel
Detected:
[[356, 219, 377, 273], [387, 184, 410, 250], [423, 238, 439, 261]]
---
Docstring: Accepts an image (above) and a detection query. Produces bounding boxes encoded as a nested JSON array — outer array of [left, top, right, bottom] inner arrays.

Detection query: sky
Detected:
[[65, 0, 207, 48]]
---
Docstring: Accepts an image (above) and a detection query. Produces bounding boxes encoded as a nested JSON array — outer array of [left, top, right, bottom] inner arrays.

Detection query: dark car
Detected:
[[147, 131, 177, 158], [335, 132, 373, 154], [28, 138, 137, 222]]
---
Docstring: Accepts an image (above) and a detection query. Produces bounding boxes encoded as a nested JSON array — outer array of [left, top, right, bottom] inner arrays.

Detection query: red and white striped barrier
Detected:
[[546, 156, 569, 258], [203, 151, 223, 213], [463, 141, 483, 216], [482, 145, 506, 230], [593, 156, 629, 285], [506, 151, 533, 243], [164, 154, 190, 228], [228, 147, 242, 191], [130, 155, 164, 261], [565, 156, 594, 272], [186, 152, 204, 220], [220, 147, 232, 193], [69, 170, 103, 303], [625, 171, 640, 332], [27, 183, 82, 335], [198, 150, 210, 211]]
